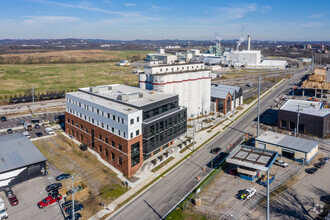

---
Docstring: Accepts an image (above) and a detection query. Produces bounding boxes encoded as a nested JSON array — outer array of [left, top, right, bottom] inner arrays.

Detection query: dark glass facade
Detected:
[[131, 142, 140, 167], [141, 96, 187, 159]]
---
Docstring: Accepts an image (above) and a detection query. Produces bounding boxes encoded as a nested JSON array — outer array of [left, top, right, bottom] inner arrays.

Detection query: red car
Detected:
[[37, 195, 62, 208], [4, 188, 19, 206]]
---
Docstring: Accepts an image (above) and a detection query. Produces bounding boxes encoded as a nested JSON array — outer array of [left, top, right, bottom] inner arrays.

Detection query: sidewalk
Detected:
[[89, 79, 286, 220]]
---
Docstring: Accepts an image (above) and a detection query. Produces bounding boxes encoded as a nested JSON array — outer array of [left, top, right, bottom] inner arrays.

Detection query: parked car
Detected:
[[0, 116, 7, 122], [66, 185, 82, 195], [236, 188, 257, 200], [53, 116, 59, 123], [35, 132, 43, 137], [319, 157, 329, 163], [274, 160, 288, 168], [210, 147, 221, 154], [314, 162, 325, 169], [48, 189, 59, 197], [246, 83, 252, 87], [45, 127, 55, 135], [4, 188, 19, 206], [31, 119, 40, 124], [64, 213, 82, 220], [45, 183, 62, 192], [55, 174, 71, 181], [305, 168, 318, 174], [320, 195, 330, 204], [65, 203, 84, 215], [228, 168, 238, 175], [35, 124, 40, 129], [6, 128, 13, 134], [61, 200, 79, 210], [37, 194, 62, 208], [23, 131, 30, 139], [17, 120, 25, 125]]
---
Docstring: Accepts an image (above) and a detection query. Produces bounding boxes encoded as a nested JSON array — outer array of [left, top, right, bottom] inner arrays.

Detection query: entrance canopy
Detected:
[[226, 145, 278, 171]]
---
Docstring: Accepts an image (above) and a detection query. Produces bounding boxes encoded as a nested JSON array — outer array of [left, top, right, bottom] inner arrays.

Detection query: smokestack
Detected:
[[248, 35, 251, 51]]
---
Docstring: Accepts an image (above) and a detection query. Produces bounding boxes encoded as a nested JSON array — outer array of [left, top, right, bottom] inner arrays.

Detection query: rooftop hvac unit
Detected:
[[117, 92, 143, 101]]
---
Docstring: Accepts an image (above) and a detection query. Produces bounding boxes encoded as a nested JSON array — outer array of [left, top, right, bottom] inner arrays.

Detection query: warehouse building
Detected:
[[66, 84, 187, 178], [211, 84, 243, 114], [0, 133, 47, 190], [278, 99, 330, 138], [139, 62, 211, 118], [256, 131, 318, 164]]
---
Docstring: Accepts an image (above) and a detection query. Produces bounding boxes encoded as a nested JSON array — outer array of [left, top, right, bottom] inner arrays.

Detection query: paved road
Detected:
[[110, 69, 308, 220]]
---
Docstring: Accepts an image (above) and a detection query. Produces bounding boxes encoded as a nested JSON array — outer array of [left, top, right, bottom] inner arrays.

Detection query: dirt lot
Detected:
[[33, 134, 129, 219]]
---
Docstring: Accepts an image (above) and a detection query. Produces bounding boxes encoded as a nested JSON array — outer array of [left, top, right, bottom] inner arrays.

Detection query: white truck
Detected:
[[24, 121, 33, 131], [45, 128, 54, 135], [0, 197, 8, 219]]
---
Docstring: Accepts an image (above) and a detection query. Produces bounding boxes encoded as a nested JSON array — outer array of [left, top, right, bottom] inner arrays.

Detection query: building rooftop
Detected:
[[76, 84, 176, 110], [280, 99, 330, 117], [0, 133, 47, 173], [226, 145, 278, 171], [211, 88, 229, 99], [212, 84, 241, 94], [256, 131, 318, 153], [144, 62, 204, 68]]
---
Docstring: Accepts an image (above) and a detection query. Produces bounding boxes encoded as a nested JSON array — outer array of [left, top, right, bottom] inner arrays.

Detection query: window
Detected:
[[80, 113, 82, 118], [76, 123, 79, 128], [119, 157, 122, 165], [123, 132, 126, 138], [84, 115, 86, 120], [86, 128, 88, 133], [281, 120, 287, 128], [136, 130, 139, 136], [122, 118, 124, 124], [118, 130, 121, 136], [130, 119, 134, 125], [112, 127, 114, 133], [108, 113, 110, 118], [112, 153, 115, 163], [102, 111, 104, 116], [92, 119, 94, 124], [92, 107, 94, 112], [99, 134, 102, 140], [289, 121, 295, 130], [131, 142, 140, 167], [113, 115, 116, 120], [105, 138, 108, 144], [117, 117, 120, 122], [80, 125, 83, 130], [118, 144, 122, 151], [107, 125, 109, 130], [160, 68, 162, 72], [131, 132, 133, 138], [101, 123, 104, 128], [99, 145, 102, 153], [67, 118, 70, 123], [97, 109, 99, 114], [111, 141, 115, 147], [105, 149, 109, 157], [137, 117, 139, 122], [166, 68, 168, 71], [80, 134, 83, 141]]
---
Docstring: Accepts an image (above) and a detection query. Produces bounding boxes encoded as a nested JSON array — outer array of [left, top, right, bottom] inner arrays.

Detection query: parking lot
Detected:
[[0, 111, 64, 139], [194, 157, 304, 219], [0, 164, 66, 220]]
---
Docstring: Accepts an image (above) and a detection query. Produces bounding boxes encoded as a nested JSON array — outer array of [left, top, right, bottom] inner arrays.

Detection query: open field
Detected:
[[0, 49, 154, 64], [33, 134, 129, 218], [0, 62, 138, 97]]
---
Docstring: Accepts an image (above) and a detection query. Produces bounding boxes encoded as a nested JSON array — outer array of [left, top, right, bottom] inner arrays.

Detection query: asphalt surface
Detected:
[[0, 111, 64, 139], [110, 68, 308, 220]]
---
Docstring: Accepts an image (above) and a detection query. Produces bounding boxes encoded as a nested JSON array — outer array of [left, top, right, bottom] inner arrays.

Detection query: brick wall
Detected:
[[65, 112, 143, 178]]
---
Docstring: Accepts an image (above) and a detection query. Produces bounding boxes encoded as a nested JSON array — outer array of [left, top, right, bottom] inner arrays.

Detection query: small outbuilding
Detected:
[[0, 133, 47, 190], [255, 131, 318, 164]]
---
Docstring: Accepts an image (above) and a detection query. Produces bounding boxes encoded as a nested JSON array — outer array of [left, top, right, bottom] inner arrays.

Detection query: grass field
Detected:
[[0, 62, 139, 97], [0, 49, 154, 63]]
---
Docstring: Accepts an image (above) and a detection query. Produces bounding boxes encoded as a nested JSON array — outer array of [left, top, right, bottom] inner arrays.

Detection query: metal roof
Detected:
[[226, 145, 278, 171], [280, 99, 330, 117], [0, 133, 47, 173], [256, 131, 318, 153], [211, 88, 230, 99]]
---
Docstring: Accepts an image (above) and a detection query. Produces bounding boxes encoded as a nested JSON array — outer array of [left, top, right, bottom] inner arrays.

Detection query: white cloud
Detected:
[[151, 5, 159, 10], [217, 3, 257, 20], [34, 0, 141, 17], [22, 16, 80, 25], [308, 13, 324, 19], [124, 3, 136, 7], [260, 6, 271, 13], [301, 22, 323, 28]]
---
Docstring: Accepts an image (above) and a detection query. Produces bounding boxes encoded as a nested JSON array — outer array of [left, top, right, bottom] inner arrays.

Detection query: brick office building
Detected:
[[66, 85, 187, 178]]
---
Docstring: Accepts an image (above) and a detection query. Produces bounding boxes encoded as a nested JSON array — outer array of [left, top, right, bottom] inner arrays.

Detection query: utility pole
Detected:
[[232, 91, 235, 121], [296, 105, 301, 137], [72, 175, 75, 218], [193, 115, 195, 151], [32, 85, 35, 115], [257, 72, 261, 137], [266, 167, 270, 220]]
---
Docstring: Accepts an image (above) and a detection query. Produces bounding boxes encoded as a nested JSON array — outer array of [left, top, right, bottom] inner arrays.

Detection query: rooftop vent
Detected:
[[117, 92, 143, 102], [89, 86, 112, 93]]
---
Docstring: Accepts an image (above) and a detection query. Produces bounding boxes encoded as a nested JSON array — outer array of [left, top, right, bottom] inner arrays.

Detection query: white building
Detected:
[[146, 48, 177, 65], [139, 62, 211, 117]]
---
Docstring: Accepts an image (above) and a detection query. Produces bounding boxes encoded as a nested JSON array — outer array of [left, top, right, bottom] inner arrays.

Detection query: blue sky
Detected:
[[0, 0, 329, 41]]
